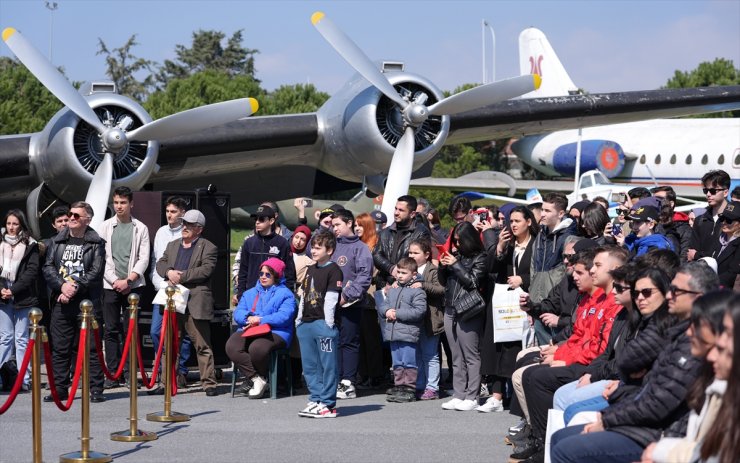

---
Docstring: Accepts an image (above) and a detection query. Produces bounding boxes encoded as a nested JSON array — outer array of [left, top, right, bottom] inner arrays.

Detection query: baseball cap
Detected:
[[182, 209, 206, 227], [719, 201, 740, 221], [628, 205, 659, 222], [318, 208, 336, 221], [250, 205, 275, 219], [370, 210, 387, 224]]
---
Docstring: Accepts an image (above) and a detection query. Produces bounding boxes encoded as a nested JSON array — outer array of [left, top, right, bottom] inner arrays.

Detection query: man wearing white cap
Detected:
[[156, 209, 220, 396]]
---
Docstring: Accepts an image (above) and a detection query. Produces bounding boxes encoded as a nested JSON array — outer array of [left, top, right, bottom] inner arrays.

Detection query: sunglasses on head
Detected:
[[703, 187, 726, 195], [613, 283, 630, 294], [631, 287, 659, 299], [259, 271, 274, 278], [67, 212, 88, 220]]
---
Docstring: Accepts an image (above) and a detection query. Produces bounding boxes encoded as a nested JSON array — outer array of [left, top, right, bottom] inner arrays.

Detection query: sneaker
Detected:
[[336, 379, 356, 399], [506, 425, 532, 446], [521, 448, 545, 463], [387, 387, 415, 403], [419, 388, 439, 401], [299, 403, 337, 418], [509, 418, 528, 435], [176, 373, 188, 389], [235, 379, 253, 396], [476, 396, 504, 413], [454, 399, 478, 411], [509, 439, 543, 461], [298, 401, 320, 417], [147, 385, 165, 396], [479, 382, 490, 398], [441, 397, 463, 410], [248, 375, 268, 399]]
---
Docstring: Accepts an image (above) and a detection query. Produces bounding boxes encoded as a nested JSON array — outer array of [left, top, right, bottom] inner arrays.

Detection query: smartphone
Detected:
[[611, 223, 622, 236], [479, 211, 488, 221], [612, 192, 627, 204], [302, 198, 313, 207]]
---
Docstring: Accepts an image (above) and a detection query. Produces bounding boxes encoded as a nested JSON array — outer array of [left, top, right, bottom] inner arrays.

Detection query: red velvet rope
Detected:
[[138, 309, 168, 389], [93, 315, 136, 381], [170, 310, 179, 396], [0, 338, 35, 414], [43, 327, 86, 411]]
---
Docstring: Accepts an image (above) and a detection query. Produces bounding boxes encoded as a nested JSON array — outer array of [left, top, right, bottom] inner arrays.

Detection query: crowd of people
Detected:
[[0, 170, 738, 461]]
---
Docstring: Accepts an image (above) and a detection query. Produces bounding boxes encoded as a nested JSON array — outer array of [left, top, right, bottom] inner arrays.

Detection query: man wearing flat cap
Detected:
[[156, 209, 219, 396], [236, 205, 296, 300]]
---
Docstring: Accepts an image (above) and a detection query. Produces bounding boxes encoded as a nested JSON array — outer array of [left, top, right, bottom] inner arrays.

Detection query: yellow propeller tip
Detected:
[[248, 98, 259, 114], [2, 28, 16, 42], [533, 74, 542, 90], [311, 12, 325, 25]]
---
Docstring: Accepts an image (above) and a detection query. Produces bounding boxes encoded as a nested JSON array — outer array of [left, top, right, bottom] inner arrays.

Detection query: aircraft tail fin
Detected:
[[519, 27, 578, 98]]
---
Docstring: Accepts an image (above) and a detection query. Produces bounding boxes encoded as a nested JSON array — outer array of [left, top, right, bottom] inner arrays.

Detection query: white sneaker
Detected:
[[441, 398, 463, 410], [298, 401, 320, 417], [248, 375, 268, 399], [454, 399, 478, 411], [479, 383, 490, 398], [336, 379, 356, 399], [476, 397, 504, 413]]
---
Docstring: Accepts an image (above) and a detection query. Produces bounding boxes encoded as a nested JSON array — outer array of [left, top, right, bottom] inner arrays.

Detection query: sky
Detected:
[[0, 0, 738, 97]]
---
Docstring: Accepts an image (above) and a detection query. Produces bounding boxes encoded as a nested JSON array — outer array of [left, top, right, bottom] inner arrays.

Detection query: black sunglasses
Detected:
[[67, 212, 89, 220], [563, 253, 576, 262], [668, 284, 701, 298], [258, 271, 274, 278], [616, 209, 629, 216], [631, 287, 660, 299], [613, 283, 630, 294], [703, 187, 726, 195]]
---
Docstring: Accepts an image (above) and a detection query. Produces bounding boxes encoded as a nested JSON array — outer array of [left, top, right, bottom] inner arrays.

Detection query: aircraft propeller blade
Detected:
[[312, 12, 408, 109], [380, 126, 416, 219], [127, 97, 259, 142], [2, 28, 106, 134], [428, 74, 541, 116], [85, 153, 113, 233]]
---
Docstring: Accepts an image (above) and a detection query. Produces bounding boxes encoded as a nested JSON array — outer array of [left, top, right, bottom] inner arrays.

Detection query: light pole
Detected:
[[45, 1, 58, 63], [482, 20, 495, 84]]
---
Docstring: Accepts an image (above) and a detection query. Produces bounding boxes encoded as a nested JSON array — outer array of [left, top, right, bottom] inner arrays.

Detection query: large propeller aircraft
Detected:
[[1, 12, 740, 234]]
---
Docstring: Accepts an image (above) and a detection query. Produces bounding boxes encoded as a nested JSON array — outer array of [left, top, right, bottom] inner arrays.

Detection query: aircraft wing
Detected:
[[446, 86, 740, 144]]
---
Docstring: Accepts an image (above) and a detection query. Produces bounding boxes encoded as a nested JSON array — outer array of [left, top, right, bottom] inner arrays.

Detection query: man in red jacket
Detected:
[[511, 246, 628, 463]]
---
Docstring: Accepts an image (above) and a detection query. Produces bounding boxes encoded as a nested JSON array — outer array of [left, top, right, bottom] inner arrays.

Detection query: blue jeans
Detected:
[[297, 320, 339, 408], [150, 304, 192, 375], [551, 425, 644, 463], [0, 302, 32, 386], [416, 330, 440, 391], [554, 379, 611, 410], [563, 395, 609, 425], [390, 341, 417, 369]]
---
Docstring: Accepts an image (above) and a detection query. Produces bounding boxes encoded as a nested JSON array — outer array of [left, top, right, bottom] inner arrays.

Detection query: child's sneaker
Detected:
[[419, 388, 439, 400], [297, 401, 320, 417], [336, 379, 356, 399]]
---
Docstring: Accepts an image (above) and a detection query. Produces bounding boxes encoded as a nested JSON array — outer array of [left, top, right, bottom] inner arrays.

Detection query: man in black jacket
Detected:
[[42, 201, 106, 403], [549, 261, 720, 463], [373, 195, 430, 287], [688, 170, 730, 261]]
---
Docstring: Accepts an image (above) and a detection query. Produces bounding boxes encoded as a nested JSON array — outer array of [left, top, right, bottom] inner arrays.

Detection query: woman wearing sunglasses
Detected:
[[226, 257, 296, 399], [714, 201, 740, 288]]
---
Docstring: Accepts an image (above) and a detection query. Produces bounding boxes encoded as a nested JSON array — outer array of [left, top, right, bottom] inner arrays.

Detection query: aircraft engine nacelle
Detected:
[[31, 90, 159, 203], [316, 66, 450, 182], [551, 140, 625, 178]]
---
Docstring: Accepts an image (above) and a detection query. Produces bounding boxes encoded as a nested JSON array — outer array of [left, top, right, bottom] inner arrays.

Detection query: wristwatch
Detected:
[[127, 279, 133, 287]]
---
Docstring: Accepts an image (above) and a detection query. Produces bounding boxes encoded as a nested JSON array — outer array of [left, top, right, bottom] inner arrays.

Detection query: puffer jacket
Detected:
[[528, 218, 576, 304], [43, 227, 105, 306], [438, 251, 488, 310], [624, 232, 676, 258], [234, 279, 297, 347], [377, 283, 427, 343], [373, 222, 431, 287], [657, 213, 692, 262], [2, 238, 40, 309], [601, 319, 702, 447], [616, 309, 676, 384]]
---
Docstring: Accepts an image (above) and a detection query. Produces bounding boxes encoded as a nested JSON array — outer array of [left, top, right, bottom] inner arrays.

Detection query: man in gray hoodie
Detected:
[[330, 209, 374, 400]]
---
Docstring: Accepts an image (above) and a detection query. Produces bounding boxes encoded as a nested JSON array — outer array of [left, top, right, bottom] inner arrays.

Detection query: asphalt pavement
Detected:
[[0, 375, 520, 463]]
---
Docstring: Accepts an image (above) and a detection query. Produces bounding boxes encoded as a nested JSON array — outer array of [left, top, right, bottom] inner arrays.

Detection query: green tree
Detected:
[[144, 70, 264, 119], [261, 84, 329, 115], [97, 35, 156, 101], [157, 30, 258, 88], [665, 58, 739, 117], [0, 57, 63, 135]]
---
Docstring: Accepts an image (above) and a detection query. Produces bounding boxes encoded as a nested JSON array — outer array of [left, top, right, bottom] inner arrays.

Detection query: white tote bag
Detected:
[[544, 408, 565, 463], [491, 283, 528, 343], [152, 284, 190, 314]]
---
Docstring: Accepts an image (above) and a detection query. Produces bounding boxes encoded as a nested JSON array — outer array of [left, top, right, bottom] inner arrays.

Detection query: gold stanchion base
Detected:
[[59, 450, 112, 463], [110, 429, 158, 442], [146, 411, 190, 422]]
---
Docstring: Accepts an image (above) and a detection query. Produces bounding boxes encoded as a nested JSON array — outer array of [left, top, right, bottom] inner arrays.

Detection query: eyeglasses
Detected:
[[613, 283, 630, 294], [719, 216, 738, 224], [258, 271, 274, 278], [631, 287, 659, 299], [703, 188, 726, 195], [668, 284, 701, 298], [67, 212, 89, 220]]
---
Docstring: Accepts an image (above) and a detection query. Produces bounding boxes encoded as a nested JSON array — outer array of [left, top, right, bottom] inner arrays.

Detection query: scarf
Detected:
[[1, 234, 26, 283]]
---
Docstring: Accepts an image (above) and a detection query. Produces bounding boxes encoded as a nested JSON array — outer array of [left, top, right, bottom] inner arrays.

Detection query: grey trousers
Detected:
[[443, 308, 483, 400]]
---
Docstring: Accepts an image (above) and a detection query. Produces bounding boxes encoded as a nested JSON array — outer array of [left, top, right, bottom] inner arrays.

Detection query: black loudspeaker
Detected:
[[132, 190, 232, 370]]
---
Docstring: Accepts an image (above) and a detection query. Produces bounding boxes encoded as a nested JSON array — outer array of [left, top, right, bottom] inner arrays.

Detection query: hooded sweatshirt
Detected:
[[331, 234, 373, 305], [236, 232, 295, 299], [528, 217, 576, 303]]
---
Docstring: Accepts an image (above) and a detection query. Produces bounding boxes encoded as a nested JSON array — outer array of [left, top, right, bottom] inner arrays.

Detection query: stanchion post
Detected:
[[146, 286, 190, 422], [111, 293, 157, 442], [29, 308, 44, 463], [60, 300, 111, 463]]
